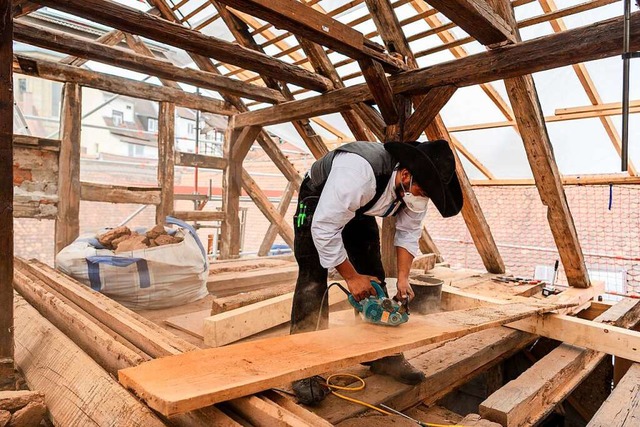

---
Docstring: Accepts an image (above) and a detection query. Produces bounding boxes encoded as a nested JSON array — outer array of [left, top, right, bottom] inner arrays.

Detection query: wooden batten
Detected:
[[403, 85, 457, 141], [425, 0, 517, 45], [215, 0, 405, 72], [54, 82, 81, 255], [0, 0, 14, 388], [233, 13, 640, 128], [80, 182, 161, 206], [156, 102, 175, 224], [13, 54, 236, 115], [172, 211, 225, 222], [34, 0, 332, 93], [472, 174, 640, 186]]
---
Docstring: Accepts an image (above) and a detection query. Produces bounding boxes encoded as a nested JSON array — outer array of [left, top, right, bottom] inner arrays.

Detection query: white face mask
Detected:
[[401, 175, 429, 213]]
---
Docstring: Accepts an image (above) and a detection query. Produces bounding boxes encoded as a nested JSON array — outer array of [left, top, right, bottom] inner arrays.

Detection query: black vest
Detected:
[[307, 142, 398, 215]]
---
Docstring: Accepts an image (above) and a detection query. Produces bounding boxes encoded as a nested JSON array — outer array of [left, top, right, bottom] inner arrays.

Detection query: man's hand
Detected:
[[395, 278, 415, 301], [346, 274, 379, 301]]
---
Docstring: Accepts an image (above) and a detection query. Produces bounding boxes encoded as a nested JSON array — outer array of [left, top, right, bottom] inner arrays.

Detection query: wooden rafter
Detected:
[[13, 21, 286, 104], [13, 54, 236, 115], [31, 0, 333, 92], [422, 0, 517, 45]]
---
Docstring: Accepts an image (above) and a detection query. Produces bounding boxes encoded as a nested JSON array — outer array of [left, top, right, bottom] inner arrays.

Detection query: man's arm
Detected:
[[395, 246, 415, 300]]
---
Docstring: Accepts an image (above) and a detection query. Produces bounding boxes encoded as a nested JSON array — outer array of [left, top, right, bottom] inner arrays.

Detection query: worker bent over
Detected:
[[290, 140, 463, 405]]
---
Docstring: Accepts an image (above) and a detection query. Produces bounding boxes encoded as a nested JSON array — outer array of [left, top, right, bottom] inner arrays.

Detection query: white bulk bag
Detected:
[[56, 217, 209, 310]]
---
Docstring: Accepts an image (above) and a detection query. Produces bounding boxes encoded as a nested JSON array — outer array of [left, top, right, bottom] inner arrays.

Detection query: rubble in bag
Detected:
[[97, 225, 184, 253]]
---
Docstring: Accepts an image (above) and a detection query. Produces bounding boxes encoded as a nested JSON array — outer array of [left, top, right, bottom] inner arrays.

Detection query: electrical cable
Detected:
[[324, 374, 467, 427]]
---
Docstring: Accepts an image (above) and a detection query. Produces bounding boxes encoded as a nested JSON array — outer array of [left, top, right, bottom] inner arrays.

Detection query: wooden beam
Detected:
[[419, 226, 444, 262], [241, 170, 294, 250], [81, 182, 161, 205], [13, 294, 167, 427], [258, 182, 295, 257], [219, 125, 262, 259], [506, 75, 590, 287], [472, 174, 640, 186], [156, 102, 175, 224], [13, 54, 235, 115], [207, 265, 298, 295], [172, 211, 225, 222], [214, 0, 405, 72], [13, 270, 148, 375], [119, 301, 568, 415], [33, 0, 332, 92], [12, 134, 59, 151], [13, 21, 285, 104], [17, 258, 196, 356], [233, 12, 640, 128], [480, 298, 640, 426], [12, 0, 40, 17], [423, 0, 517, 45], [588, 363, 640, 426], [404, 85, 457, 141], [54, 82, 81, 254], [0, 0, 13, 388], [210, 282, 296, 315], [59, 29, 124, 67], [175, 152, 228, 170], [359, 58, 399, 125]]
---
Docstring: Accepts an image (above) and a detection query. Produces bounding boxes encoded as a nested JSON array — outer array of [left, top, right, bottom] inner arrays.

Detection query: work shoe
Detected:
[[292, 375, 331, 406], [368, 354, 426, 385]]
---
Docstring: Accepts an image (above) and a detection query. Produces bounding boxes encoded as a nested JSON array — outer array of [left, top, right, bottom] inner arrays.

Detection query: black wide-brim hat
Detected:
[[385, 140, 463, 218]]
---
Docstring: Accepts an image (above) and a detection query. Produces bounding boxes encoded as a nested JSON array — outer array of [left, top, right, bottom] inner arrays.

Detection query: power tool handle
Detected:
[[370, 281, 386, 298], [348, 294, 363, 312]]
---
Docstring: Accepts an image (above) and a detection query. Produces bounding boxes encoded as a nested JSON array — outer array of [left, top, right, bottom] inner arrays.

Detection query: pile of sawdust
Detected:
[[97, 225, 183, 253]]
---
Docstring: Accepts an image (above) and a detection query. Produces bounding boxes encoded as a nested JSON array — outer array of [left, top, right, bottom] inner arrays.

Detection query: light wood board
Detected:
[[119, 301, 567, 416]]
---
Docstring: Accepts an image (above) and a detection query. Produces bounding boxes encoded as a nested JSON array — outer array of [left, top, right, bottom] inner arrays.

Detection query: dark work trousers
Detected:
[[290, 177, 387, 334]]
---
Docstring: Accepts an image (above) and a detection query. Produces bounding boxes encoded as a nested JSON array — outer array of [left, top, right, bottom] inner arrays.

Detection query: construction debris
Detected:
[[97, 225, 184, 253]]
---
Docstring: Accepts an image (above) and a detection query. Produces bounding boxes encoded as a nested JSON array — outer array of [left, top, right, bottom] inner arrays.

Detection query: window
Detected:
[[128, 143, 145, 157], [18, 79, 27, 94], [187, 122, 196, 136], [112, 110, 124, 126], [148, 118, 158, 132]]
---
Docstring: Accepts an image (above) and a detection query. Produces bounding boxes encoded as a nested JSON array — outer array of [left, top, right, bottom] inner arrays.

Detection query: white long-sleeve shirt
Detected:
[[310, 152, 427, 269]]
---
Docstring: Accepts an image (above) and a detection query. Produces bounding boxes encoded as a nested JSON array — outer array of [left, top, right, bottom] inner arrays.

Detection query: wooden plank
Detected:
[[204, 285, 347, 347], [13, 294, 167, 427], [211, 282, 297, 315], [262, 391, 333, 427], [215, 0, 404, 72], [33, 0, 332, 92], [164, 309, 210, 340], [227, 395, 314, 427], [419, 226, 444, 262], [175, 152, 228, 170], [588, 363, 640, 426], [80, 182, 161, 205], [119, 301, 568, 415], [480, 298, 640, 426], [13, 54, 236, 115], [219, 125, 262, 259], [208, 265, 298, 294], [358, 58, 399, 125], [424, 0, 517, 45], [404, 85, 457, 141], [258, 181, 295, 256], [13, 21, 285, 104], [0, 0, 13, 388], [13, 269, 148, 374], [17, 258, 197, 357], [233, 12, 640, 127], [172, 211, 225, 222], [241, 170, 295, 250], [156, 102, 175, 224], [54, 82, 81, 254], [313, 327, 536, 423]]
